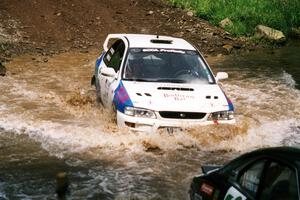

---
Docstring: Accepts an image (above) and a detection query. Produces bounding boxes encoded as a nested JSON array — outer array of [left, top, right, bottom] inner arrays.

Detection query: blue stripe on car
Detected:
[[226, 96, 234, 111], [220, 88, 234, 111], [113, 81, 133, 113], [95, 52, 105, 74]]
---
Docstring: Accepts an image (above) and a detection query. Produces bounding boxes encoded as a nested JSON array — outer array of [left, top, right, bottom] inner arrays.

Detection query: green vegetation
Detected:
[[168, 0, 300, 36]]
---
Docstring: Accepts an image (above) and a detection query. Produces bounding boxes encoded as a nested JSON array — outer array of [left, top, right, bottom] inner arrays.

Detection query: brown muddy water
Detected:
[[0, 43, 300, 199]]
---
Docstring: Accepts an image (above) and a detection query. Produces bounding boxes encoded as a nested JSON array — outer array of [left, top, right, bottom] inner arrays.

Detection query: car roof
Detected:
[[122, 34, 196, 50], [245, 146, 300, 162], [222, 146, 300, 172]]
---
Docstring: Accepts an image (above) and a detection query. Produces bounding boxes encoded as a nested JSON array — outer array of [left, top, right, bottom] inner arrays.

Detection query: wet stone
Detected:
[[147, 10, 154, 15]]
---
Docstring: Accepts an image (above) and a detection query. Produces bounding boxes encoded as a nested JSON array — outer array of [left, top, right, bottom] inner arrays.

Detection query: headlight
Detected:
[[208, 111, 234, 121], [124, 107, 156, 119]]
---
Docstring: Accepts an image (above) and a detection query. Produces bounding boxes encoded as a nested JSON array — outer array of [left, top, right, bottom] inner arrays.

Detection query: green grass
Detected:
[[168, 0, 300, 36]]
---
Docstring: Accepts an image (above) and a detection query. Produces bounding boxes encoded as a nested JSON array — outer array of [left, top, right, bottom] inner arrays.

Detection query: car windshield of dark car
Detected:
[[123, 48, 215, 84]]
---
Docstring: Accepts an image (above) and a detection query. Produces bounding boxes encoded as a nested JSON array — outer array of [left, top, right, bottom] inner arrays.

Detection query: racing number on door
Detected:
[[224, 187, 246, 200], [225, 195, 242, 200]]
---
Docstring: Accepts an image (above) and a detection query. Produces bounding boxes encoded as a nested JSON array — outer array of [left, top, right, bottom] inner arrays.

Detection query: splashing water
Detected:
[[0, 45, 300, 199]]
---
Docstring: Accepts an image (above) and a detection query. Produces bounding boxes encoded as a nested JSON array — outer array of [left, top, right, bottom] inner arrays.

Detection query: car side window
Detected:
[[259, 162, 299, 200], [238, 160, 265, 196], [103, 40, 125, 73]]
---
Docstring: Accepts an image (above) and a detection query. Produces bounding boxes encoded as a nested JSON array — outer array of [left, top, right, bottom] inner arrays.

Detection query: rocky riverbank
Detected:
[[0, 0, 260, 63]]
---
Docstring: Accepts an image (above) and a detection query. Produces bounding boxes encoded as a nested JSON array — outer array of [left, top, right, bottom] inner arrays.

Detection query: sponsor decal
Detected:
[[142, 48, 185, 54], [224, 187, 246, 200], [106, 54, 111, 62], [163, 93, 195, 101], [113, 81, 133, 113], [109, 48, 115, 54], [200, 183, 214, 196]]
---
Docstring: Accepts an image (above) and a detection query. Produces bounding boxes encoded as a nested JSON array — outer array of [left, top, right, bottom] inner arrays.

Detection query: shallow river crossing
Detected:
[[0, 43, 300, 199]]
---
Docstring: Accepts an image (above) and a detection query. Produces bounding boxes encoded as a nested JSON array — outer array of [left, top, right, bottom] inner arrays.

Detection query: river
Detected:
[[0, 43, 300, 199]]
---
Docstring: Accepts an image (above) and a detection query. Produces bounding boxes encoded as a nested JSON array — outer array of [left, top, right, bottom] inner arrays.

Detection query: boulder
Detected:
[[255, 25, 286, 42], [219, 18, 233, 28], [0, 62, 6, 76]]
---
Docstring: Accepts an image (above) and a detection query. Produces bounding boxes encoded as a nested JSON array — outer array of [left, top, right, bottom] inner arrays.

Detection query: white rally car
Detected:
[[91, 34, 235, 132]]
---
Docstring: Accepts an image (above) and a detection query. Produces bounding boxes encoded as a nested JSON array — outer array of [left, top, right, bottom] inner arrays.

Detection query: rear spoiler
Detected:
[[201, 165, 222, 174]]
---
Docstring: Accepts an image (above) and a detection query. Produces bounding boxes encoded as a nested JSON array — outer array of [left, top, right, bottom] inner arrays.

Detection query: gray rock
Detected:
[[219, 18, 233, 28], [0, 62, 6, 76], [255, 25, 286, 42]]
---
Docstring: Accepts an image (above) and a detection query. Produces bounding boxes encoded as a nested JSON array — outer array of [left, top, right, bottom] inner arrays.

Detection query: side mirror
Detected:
[[216, 72, 228, 82], [100, 67, 116, 78]]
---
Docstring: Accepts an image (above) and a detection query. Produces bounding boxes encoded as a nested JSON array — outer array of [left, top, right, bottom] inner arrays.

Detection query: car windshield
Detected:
[[123, 48, 215, 84]]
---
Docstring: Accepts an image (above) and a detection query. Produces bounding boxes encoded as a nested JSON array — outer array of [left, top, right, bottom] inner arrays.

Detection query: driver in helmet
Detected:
[[125, 58, 144, 79]]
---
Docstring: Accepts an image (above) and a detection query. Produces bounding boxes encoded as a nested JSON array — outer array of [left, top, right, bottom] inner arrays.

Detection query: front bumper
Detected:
[[117, 110, 236, 133]]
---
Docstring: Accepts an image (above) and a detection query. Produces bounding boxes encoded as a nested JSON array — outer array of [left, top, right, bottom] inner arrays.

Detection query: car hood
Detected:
[[122, 81, 230, 113]]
